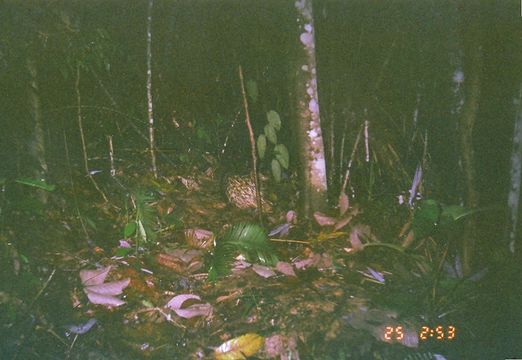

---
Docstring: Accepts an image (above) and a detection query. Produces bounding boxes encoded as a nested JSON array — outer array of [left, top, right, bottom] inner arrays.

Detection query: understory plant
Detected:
[[208, 223, 278, 281]]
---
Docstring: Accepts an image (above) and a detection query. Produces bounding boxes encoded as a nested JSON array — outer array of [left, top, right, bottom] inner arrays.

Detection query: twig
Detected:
[[63, 130, 94, 246], [341, 123, 363, 195], [238, 65, 263, 224], [269, 238, 310, 244], [108, 135, 116, 177], [29, 269, 56, 308], [75, 64, 109, 202]]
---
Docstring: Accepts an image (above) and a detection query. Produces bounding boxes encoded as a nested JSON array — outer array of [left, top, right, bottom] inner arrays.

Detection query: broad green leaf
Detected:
[[15, 178, 56, 191], [246, 80, 258, 104], [267, 110, 281, 131], [134, 191, 157, 243], [115, 247, 132, 257], [215, 333, 264, 360], [441, 205, 469, 221], [264, 124, 277, 144], [137, 220, 147, 242], [274, 144, 289, 169], [257, 134, 267, 159], [124, 221, 137, 238], [412, 199, 442, 240], [272, 159, 282, 183]]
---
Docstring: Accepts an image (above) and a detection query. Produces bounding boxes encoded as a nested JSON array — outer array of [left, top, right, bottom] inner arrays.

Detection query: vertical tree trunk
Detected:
[[507, 83, 522, 256], [146, 0, 158, 178], [26, 58, 48, 204], [290, 0, 328, 220], [459, 28, 482, 275]]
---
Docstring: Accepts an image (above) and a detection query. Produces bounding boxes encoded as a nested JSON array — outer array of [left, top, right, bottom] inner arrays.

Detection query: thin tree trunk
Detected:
[[290, 0, 328, 220], [26, 58, 48, 204], [507, 83, 522, 256], [146, 0, 158, 178], [460, 40, 482, 275], [75, 64, 108, 203]]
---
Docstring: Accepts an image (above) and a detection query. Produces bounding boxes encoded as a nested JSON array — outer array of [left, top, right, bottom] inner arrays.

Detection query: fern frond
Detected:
[[208, 223, 278, 281], [224, 223, 277, 265]]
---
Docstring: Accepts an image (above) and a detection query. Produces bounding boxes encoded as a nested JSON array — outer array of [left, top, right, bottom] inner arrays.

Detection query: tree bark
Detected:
[[459, 25, 482, 275], [290, 0, 328, 220], [26, 58, 48, 204]]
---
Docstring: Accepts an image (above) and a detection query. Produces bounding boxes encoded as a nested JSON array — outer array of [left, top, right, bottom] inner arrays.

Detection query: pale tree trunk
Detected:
[[26, 58, 48, 204], [146, 0, 158, 178], [290, 0, 328, 220], [507, 83, 522, 256]]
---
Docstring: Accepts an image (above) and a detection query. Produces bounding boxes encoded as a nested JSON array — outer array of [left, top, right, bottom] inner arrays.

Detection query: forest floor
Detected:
[[0, 166, 519, 359]]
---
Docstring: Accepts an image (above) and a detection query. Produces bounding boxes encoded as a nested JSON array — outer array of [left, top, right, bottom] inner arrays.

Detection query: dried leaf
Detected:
[[156, 253, 185, 272], [65, 318, 97, 335], [119, 239, 131, 248], [252, 264, 276, 278], [313, 212, 336, 227], [80, 266, 112, 286], [185, 228, 214, 249], [365, 267, 385, 283], [268, 223, 291, 237], [349, 228, 363, 251], [334, 215, 352, 231], [178, 176, 200, 191], [165, 294, 212, 319], [85, 292, 126, 307], [84, 278, 130, 296], [215, 333, 264, 360], [264, 334, 285, 358], [174, 303, 212, 319], [275, 261, 296, 277], [350, 224, 376, 247], [294, 258, 314, 270], [80, 267, 130, 308], [286, 210, 297, 224], [166, 294, 200, 310]]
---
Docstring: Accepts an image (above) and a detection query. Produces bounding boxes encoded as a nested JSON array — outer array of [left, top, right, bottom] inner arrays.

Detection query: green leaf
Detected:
[[209, 223, 278, 281], [266, 110, 281, 131], [257, 135, 267, 159], [83, 216, 97, 230], [115, 247, 132, 257], [441, 205, 470, 222], [20, 254, 29, 264], [264, 124, 277, 144], [412, 199, 442, 240], [196, 127, 210, 144], [15, 178, 56, 191], [274, 144, 289, 169], [225, 223, 277, 265], [246, 80, 258, 104], [271, 159, 282, 183], [134, 191, 157, 243], [124, 221, 137, 238]]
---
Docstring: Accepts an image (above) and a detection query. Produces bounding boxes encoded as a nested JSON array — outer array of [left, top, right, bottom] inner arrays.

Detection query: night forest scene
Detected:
[[1, 1, 522, 359]]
